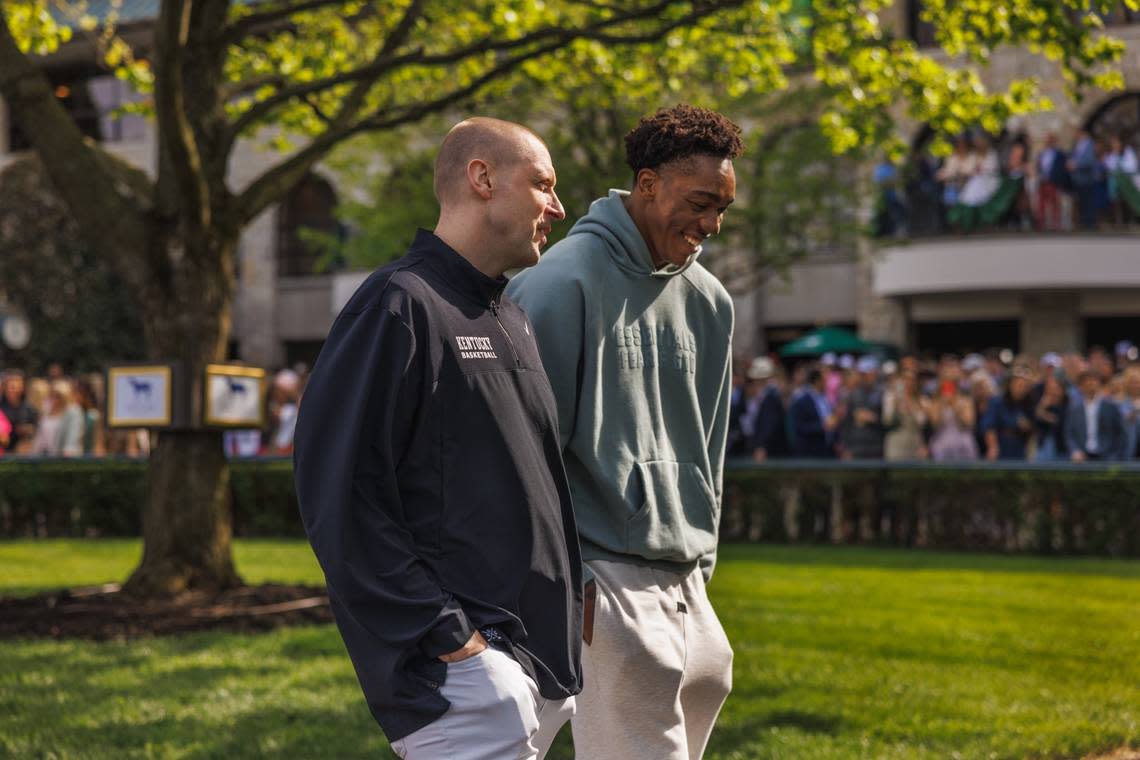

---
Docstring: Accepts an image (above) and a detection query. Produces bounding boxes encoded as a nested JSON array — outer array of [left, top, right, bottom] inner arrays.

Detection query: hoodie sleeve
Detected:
[[507, 268, 585, 452], [294, 302, 475, 662], [701, 300, 735, 583]]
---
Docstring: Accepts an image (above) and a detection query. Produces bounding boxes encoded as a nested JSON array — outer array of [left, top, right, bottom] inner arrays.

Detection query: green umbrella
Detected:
[[778, 326, 873, 357]]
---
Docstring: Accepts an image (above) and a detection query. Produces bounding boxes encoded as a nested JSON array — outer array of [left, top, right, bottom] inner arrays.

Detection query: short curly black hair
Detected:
[[624, 104, 744, 174]]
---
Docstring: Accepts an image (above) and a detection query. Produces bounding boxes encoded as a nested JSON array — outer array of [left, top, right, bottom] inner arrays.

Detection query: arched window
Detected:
[[276, 173, 342, 277], [1085, 92, 1140, 148]]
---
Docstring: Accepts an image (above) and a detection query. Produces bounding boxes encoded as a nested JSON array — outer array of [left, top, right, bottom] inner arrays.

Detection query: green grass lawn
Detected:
[[2, 540, 1139, 759]]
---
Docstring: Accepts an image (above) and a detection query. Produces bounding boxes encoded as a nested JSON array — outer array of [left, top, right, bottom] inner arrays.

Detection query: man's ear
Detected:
[[467, 158, 494, 200], [634, 167, 659, 199]]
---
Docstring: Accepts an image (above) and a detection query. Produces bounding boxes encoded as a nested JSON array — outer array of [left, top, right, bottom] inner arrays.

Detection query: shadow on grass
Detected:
[[720, 542, 1140, 579]]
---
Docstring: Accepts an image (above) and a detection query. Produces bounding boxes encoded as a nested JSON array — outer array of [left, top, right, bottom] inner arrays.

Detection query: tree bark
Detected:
[[124, 229, 241, 596], [124, 430, 242, 595]]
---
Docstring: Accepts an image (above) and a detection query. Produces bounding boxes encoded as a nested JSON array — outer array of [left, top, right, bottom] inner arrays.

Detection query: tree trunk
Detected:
[[123, 230, 243, 597], [124, 430, 242, 595]]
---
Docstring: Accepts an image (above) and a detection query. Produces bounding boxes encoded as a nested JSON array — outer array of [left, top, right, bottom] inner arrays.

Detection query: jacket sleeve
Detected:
[[294, 303, 475, 662], [507, 269, 584, 451], [1063, 405, 1082, 457]]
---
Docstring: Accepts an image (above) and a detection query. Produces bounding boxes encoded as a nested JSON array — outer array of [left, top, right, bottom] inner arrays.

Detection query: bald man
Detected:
[[295, 117, 581, 759]]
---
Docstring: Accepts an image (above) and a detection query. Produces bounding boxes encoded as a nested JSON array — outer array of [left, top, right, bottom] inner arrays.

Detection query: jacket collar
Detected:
[[408, 228, 507, 306]]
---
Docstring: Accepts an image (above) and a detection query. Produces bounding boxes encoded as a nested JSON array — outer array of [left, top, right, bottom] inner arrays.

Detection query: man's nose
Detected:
[[700, 210, 722, 236], [548, 190, 566, 221]]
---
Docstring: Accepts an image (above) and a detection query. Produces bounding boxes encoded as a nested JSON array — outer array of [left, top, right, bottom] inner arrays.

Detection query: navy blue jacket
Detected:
[[1064, 397, 1126, 460], [789, 390, 834, 458], [751, 385, 789, 457], [294, 230, 583, 741]]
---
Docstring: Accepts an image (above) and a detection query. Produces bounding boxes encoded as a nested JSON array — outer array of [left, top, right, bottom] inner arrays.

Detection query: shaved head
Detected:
[[433, 117, 545, 206]]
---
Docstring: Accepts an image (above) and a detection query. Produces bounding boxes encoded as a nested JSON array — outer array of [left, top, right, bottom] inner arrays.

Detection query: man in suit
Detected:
[[743, 357, 788, 461], [789, 368, 838, 458], [1065, 371, 1126, 461]]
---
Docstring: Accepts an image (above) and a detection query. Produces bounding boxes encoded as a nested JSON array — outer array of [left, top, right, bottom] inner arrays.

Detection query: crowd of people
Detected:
[[729, 344, 1140, 464], [875, 128, 1140, 237], [0, 364, 305, 458]]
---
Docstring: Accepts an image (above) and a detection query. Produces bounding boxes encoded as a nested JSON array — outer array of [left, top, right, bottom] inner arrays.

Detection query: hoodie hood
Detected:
[[566, 189, 699, 278]]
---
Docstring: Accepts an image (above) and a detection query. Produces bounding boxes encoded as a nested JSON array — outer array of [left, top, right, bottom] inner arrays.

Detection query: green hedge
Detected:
[[722, 460, 1140, 557], [0, 458, 303, 539], [3, 458, 1140, 556]]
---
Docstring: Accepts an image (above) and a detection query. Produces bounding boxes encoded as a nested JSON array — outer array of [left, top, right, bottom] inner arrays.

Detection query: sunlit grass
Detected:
[[2, 540, 1138, 759]]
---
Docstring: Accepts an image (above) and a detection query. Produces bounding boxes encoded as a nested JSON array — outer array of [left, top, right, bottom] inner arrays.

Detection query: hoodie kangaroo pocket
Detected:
[[626, 461, 718, 562]]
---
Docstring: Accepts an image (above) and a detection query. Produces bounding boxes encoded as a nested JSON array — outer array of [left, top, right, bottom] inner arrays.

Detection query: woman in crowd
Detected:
[[982, 368, 1035, 460], [936, 135, 975, 209], [1104, 133, 1139, 223], [959, 133, 1002, 207], [1120, 366, 1140, 461], [76, 377, 104, 456], [883, 369, 929, 460], [928, 361, 978, 461], [1032, 372, 1068, 461], [30, 382, 67, 456]]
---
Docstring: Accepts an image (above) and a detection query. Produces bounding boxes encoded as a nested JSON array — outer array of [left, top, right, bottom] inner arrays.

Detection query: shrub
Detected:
[[3, 458, 1139, 556]]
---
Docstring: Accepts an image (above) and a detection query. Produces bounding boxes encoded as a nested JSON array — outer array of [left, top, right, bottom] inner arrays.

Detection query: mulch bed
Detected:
[[0, 583, 333, 640]]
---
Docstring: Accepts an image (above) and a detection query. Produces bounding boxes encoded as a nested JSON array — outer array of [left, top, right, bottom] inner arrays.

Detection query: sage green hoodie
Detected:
[[507, 190, 734, 580]]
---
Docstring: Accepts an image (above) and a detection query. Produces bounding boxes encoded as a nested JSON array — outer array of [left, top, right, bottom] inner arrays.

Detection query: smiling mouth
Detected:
[[683, 233, 703, 250]]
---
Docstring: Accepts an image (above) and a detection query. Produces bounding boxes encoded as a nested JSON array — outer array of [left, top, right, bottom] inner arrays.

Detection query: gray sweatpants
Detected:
[[391, 646, 574, 760], [572, 560, 733, 760]]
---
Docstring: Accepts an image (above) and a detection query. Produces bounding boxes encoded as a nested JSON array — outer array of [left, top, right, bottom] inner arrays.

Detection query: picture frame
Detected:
[[107, 365, 174, 428], [203, 364, 267, 428]]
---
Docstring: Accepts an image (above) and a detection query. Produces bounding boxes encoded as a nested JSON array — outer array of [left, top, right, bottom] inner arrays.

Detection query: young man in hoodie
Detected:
[[294, 117, 582, 760], [507, 105, 741, 760]]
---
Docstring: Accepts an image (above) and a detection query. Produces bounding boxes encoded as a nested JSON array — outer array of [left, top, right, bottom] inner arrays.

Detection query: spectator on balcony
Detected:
[[959, 133, 1002, 207], [936, 135, 975, 208], [883, 369, 929, 461], [905, 150, 943, 235], [1034, 132, 1068, 231], [1119, 365, 1140, 460], [1104, 133, 1139, 223], [928, 361, 978, 461], [838, 356, 885, 459], [1065, 371, 1126, 461], [0, 370, 38, 455], [1031, 367, 1069, 461], [873, 157, 907, 237], [788, 368, 838, 458], [741, 357, 788, 461], [982, 366, 1034, 461], [1068, 128, 1104, 229], [1004, 139, 1034, 229]]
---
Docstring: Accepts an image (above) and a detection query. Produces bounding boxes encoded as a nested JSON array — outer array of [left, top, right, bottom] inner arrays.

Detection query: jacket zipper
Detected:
[[490, 298, 521, 368]]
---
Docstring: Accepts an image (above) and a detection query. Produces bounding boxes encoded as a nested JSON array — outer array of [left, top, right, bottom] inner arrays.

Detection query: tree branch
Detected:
[[223, 0, 356, 42], [0, 10, 154, 293], [223, 0, 426, 150], [232, 0, 741, 225], [154, 0, 211, 227], [224, 0, 737, 141]]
